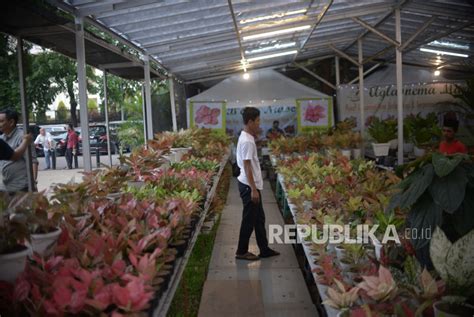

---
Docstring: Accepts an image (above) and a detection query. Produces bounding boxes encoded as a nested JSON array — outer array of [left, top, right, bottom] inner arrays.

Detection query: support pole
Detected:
[[335, 56, 340, 86], [395, 8, 404, 164], [143, 55, 154, 141], [358, 39, 365, 155], [293, 62, 336, 90], [75, 16, 92, 172], [103, 70, 112, 166], [16, 36, 34, 192], [169, 77, 178, 132], [141, 86, 148, 145]]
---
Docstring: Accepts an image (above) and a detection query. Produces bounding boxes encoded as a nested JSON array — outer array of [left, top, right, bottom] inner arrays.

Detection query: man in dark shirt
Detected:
[[0, 134, 32, 161]]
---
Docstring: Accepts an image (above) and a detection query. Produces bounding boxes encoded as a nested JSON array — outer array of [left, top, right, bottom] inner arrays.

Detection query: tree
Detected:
[[56, 100, 68, 121]]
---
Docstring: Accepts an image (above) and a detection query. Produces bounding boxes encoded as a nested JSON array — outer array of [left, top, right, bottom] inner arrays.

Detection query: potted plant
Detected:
[[351, 132, 363, 159], [409, 113, 441, 157], [367, 117, 397, 157], [403, 114, 417, 154], [0, 193, 30, 282], [334, 132, 352, 159], [24, 194, 63, 256], [323, 279, 360, 314], [430, 227, 474, 317], [388, 153, 473, 268]]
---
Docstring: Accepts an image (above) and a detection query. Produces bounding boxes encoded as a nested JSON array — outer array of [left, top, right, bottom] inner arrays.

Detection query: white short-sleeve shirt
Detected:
[[237, 130, 263, 190]]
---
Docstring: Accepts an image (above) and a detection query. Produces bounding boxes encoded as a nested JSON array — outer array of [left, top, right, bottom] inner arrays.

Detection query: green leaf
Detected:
[[432, 153, 466, 177], [445, 229, 474, 297], [429, 167, 467, 214], [407, 193, 443, 249], [430, 227, 451, 281], [400, 164, 434, 209]]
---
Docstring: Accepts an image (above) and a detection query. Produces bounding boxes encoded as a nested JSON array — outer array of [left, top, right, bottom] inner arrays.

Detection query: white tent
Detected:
[[187, 69, 332, 137]]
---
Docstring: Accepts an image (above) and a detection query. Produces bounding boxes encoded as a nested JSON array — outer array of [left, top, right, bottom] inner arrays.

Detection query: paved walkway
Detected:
[[198, 178, 317, 317]]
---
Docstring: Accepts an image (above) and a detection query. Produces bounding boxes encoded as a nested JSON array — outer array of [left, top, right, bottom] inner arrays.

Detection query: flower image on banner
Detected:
[[297, 98, 333, 132], [189, 101, 226, 131]]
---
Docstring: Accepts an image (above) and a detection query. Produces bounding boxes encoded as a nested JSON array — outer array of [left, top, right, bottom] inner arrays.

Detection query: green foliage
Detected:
[[117, 120, 144, 150], [56, 100, 68, 121], [409, 113, 441, 146], [451, 78, 474, 113], [389, 154, 474, 249], [368, 117, 397, 143], [430, 227, 474, 299]]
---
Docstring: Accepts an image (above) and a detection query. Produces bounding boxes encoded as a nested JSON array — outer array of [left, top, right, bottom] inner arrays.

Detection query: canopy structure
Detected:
[[188, 68, 329, 105]]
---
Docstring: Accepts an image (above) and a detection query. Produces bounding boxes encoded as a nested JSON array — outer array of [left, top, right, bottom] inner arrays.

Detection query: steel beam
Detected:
[[98, 61, 142, 69], [348, 63, 382, 85], [400, 16, 436, 51], [102, 70, 113, 166], [335, 56, 340, 86], [227, 0, 246, 70], [16, 37, 35, 192], [293, 0, 333, 61], [293, 62, 336, 90], [352, 17, 400, 47], [169, 77, 177, 132], [358, 39, 365, 153], [75, 16, 92, 172], [143, 55, 154, 141], [328, 44, 360, 66], [395, 8, 404, 164]]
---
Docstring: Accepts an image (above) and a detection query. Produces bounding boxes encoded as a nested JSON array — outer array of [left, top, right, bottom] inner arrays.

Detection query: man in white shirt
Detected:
[[235, 107, 280, 261], [34, 128, 53, 170]]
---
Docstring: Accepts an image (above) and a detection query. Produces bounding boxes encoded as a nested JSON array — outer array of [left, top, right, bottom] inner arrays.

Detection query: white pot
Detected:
[[303, 200, 312, 212], [372, 143, 390, 157], [0, 246, 29, 282], [403, 142, 414, 154], [372, 239, 383, 261], [341, 149, 351, 159], [339, 259, 353, 271], [352, 148, 361, 159], [30, 228, 62, 256], [389, 139, 398, 150], [433, 301, 474, 317], [414, 146, 426, 157]]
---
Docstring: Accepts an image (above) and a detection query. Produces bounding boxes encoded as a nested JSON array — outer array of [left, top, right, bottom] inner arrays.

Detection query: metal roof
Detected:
[[2, 1, 474, 83], [57, 0, 473, 83]]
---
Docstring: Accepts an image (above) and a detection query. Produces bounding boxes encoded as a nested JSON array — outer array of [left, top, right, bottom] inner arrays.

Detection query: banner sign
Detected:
[[296, 98, 334, 132], [189, 101, 226, 131], [337, 82, 463, 127], [225, 104, 297, 140]]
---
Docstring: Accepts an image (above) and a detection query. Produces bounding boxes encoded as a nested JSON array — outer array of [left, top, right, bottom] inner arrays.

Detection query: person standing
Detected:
[[266, 120, 285, 140], [34, 128, 53, 170], [0, 109, 37, 192], [439, 118, 467, 155], [65, 123, 78, 169], [235, 107, 280, 261]]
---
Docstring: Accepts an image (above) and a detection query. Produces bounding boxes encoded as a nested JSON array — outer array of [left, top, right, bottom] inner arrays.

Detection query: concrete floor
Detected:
[[198, 179, 318, 317]]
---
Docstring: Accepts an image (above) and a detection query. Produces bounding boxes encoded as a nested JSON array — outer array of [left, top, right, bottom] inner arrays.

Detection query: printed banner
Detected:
[[189, 101, 226, 131], [337, 82, 463, 127], [296, 98, 334, 132], [225, 104, 297, 140]]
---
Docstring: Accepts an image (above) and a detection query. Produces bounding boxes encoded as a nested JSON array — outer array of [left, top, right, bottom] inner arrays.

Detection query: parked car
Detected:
[[53, 129, 80, 156]]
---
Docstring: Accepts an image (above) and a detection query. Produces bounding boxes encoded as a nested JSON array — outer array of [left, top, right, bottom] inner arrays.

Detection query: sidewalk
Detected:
[[37, 169, 85, 193], [198, 178, 317, 317]]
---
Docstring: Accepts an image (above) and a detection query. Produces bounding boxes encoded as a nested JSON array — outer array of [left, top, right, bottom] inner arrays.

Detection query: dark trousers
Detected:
[[237, 181, 269, 255], [65, 148, 73, 169]]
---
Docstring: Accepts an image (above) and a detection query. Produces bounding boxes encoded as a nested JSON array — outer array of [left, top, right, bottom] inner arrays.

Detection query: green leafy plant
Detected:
[[0, 193, 30, 254], [368, 117, 397, 143], [388, 153, 473, 250], [430, 227, 474, 301], [322, 279, 360, 310], [409, 113, 441, 147]]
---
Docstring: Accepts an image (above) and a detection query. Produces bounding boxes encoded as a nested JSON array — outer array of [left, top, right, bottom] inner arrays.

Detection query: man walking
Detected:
[[65, 123, 78, 169], [0, 109, 37, 192], [34, 128, 53, 170], [235, 107, 280, 261]]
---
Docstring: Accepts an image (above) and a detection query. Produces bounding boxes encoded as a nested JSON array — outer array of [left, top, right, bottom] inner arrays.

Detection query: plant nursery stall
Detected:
[[0, 129, 231, 316]]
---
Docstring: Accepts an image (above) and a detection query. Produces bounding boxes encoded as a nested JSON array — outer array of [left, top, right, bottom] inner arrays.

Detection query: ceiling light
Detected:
[[247, 50, 298, 62], [434, 70, 440, 76], [419, 48, 468, 58], [245, 42, 296, 55], [243, 25, 311, 41], [243, 72, 250, 80], [240, 9, 307, 24], [428, 40, 469, 50]]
